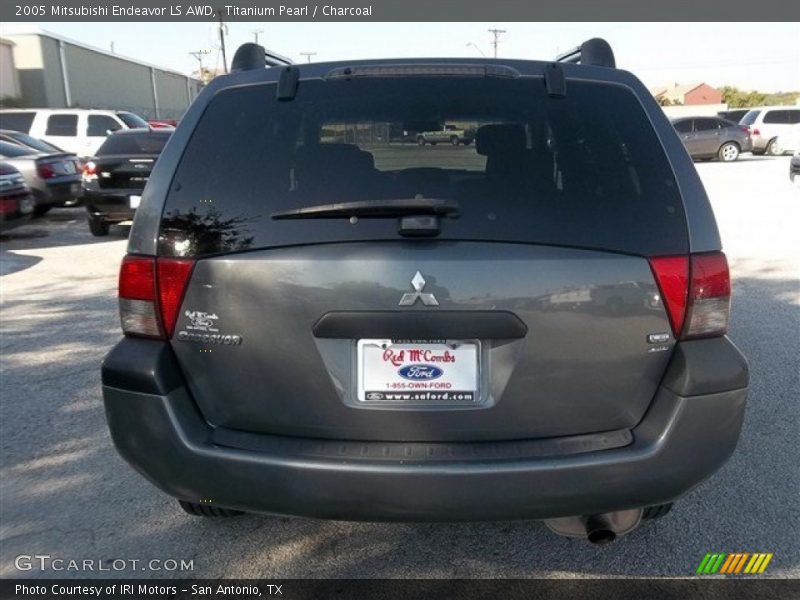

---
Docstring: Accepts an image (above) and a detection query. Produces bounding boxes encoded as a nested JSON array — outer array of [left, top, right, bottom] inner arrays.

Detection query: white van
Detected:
[[740, 106, 800, 155], [0, 109, 149, 158]]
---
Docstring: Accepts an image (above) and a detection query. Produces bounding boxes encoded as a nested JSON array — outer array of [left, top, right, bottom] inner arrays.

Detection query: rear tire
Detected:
[[642, 503, 673, 520], [766, 138, 783, 156], [88, 216, 110, 237], [178, 500, 244, 517], [450, 136, 460, 146], [718, 142, 740, 162], [32, 204, 51, 217], [417, 136, 426, 146]]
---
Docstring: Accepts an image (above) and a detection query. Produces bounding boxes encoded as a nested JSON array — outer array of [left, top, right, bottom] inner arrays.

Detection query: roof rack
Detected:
[[231, 42, 293, 72], [554, 38, 615, 68]]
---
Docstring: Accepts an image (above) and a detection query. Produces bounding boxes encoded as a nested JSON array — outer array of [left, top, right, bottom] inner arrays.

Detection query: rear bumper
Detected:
[[102, 337, 748, 521], [83, 189, 137, 222]]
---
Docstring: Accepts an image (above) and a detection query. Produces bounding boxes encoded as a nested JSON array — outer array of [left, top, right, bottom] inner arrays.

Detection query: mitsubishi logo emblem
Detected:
[[399, 271, 439, 306]]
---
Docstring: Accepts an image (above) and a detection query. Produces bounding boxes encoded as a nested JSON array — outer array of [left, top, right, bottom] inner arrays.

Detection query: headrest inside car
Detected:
[[475, 124, 527, 156]]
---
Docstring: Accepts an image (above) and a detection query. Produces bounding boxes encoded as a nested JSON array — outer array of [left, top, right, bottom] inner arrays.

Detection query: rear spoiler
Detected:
[[554, 38, 616, 68], [231, 43, 293, 71]]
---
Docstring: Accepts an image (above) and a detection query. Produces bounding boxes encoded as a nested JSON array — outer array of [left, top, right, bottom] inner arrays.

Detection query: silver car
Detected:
[[0, 141, 82, 215]]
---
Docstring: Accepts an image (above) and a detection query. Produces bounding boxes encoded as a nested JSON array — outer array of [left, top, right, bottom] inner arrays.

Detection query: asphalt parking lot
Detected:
[[1, 156, 798, 579]]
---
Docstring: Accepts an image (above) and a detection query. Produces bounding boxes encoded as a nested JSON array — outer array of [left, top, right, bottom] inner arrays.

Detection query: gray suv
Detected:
[[102, 39, 748, 543]]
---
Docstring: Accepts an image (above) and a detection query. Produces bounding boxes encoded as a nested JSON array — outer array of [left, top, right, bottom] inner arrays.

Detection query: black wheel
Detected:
[[766, 138, 783, 156], [32, 204, 52, 217], [450, 136, 460, 146], [178, 500, 244, 517], [430, 141, 438, 146], [642, 503, 673, 520], [417, 136, 426, 146], [718, 142, 740, 162], [88, 217, 110, 237]]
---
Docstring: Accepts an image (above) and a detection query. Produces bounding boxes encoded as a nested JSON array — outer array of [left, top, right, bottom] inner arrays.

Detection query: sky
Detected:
[[6, 22, 800, 92]]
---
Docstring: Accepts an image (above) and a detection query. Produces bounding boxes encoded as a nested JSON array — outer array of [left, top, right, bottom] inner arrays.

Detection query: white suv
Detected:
[[740, 106, 800, 156], [0, 109, 149, 158]]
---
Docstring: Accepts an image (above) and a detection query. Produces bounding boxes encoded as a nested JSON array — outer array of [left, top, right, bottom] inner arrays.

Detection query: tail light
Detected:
[[82, 161, 97, 182], [0, 198, 20, 215], [118, 255, 195, 339], [752, 128, 761, 136], [741, 127, 751, 135], [649, 251, 730, 340], [36, 162, 56, 179]]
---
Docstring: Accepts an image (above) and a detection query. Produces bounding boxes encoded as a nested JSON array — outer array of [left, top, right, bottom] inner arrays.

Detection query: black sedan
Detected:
[[671, 116, 753, 162], [82, 128, 171, 236]]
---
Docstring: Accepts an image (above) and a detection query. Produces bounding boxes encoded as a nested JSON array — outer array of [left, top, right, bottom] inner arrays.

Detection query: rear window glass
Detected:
[[97, 132, 170, 156], [741, 110, 760, 126], [0, 112, 35, 133], [160, 77, 687, 257], [116, 112, 149, 129], [0, 140, 36, 157]]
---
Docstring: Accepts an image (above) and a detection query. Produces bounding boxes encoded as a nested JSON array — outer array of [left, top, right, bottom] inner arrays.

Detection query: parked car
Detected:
[[82, 128, 172, 236], [717, 109, 749, 123], [0, 141, 82, 215], [671, 116, 752, 161], [102, 39, 748, 544], [740, 106, 800, 155], [417, 124, 475, 145], [0, 163, 35, 232], [0, 109, 149, 158]]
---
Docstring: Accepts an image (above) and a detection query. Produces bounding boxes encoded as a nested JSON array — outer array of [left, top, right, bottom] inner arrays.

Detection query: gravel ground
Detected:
[[1, 155, 798, 579]]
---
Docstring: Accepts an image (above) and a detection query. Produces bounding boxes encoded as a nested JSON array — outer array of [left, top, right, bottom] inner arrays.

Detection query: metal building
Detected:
[[1, 29, 203, 120]]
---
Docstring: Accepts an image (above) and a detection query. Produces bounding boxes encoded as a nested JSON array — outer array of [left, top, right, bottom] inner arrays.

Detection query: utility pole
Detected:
[[488, 28, 506, 58], [300, 52, 317, 63], [252, 28, 264, 44], [189, 50, 211, 82], [217, 11, 228, 73], [110, 41, 115, 53]]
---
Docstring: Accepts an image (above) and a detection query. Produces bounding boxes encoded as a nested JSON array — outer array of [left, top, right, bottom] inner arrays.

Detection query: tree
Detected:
[[721, 86, 768, 108]]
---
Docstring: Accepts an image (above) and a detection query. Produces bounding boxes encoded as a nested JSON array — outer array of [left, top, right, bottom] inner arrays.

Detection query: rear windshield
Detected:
[[116, 112, 149, 129], [160, 77, 687, 257], [0, 141, 36, 157], [5, 131, 62, 154], [97, 132, 170, 156], [741, 110, 761, 126]]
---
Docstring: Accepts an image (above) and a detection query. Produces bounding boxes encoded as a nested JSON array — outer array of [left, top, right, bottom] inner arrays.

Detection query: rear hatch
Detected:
[[157, 71, 689, 442]]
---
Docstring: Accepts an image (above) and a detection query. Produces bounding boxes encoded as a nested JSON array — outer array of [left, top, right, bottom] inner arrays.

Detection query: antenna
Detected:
[[252, 28, 264, 44], [488, 28, 506, 58]]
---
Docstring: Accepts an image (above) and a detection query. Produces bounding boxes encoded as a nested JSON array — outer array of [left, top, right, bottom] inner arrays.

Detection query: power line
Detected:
[[488, 28, 506, 59]]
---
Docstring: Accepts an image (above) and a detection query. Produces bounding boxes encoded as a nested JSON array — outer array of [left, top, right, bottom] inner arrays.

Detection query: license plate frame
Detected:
[[356, 339, 480, 405]]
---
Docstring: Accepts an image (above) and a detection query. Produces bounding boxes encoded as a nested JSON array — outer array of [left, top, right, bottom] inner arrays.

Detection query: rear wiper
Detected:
[[271, 198, 460, 220]]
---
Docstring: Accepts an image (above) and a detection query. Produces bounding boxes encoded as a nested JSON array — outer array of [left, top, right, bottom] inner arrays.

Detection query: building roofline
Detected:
[[2, 26, 201, 82]]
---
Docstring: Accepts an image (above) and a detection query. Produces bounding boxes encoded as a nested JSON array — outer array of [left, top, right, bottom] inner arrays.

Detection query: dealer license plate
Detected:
[[357, 339, 479, 404]]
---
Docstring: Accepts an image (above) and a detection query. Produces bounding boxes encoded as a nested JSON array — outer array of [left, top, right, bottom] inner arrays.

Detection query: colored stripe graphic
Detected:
[[700, 552, 773, 575]]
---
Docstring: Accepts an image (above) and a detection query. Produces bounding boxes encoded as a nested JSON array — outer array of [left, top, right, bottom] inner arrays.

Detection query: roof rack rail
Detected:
[[554, 38, 615, 68], [231, 42, 294, 72]]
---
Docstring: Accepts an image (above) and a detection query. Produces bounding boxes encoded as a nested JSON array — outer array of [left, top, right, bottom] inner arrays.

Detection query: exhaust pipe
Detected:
[[545, 508, 642, 544], [583, 514, 617, 545]]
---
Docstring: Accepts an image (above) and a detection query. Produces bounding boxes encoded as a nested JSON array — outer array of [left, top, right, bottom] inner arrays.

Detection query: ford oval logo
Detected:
[[398, 364, 443, 380]]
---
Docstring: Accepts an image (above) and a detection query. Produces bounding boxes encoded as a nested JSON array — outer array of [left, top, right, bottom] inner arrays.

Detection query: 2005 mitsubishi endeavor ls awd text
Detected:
[[101, 39, 749, 543]]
